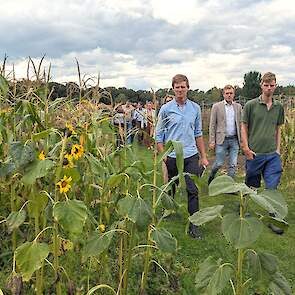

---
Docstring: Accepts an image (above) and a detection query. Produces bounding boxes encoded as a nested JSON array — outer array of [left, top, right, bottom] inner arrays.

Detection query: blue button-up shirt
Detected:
[[155, 98, 203, 158]]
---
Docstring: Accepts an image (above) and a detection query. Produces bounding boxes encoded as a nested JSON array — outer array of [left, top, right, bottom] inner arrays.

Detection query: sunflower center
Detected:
[[61, 181, 67, 187]]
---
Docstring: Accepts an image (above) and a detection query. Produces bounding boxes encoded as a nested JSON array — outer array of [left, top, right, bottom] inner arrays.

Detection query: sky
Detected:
[[1, 0, 295, 91]]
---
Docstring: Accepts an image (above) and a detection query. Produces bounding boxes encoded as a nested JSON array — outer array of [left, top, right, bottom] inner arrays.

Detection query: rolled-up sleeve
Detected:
[[194, 105, 203, 137]]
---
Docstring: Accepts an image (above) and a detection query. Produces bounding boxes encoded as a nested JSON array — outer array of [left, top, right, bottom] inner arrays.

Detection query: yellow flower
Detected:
[[98, 224, 106, 233], [39, 151, 46, 160], [71, 144, 84, 160], [65, 123, 77, 135], [63, 153, 74, 168], [56, 175, 72, 194]]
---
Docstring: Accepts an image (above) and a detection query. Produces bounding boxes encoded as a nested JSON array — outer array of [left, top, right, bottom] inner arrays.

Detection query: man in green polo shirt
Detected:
[[241, 72, 285, 234]]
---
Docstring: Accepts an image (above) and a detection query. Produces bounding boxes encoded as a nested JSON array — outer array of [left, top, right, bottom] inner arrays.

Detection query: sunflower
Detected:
[[71, 144, 84, 160], [98, 224, 106, 233], [56, 176, 72, 194], [63, 153, 74, 168], [38, 151, 46, 160], [65, 123, 77, 136]]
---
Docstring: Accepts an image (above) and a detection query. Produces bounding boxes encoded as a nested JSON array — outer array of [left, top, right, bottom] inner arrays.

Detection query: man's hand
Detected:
[[200, 157, 209, 167], [243, 148, 256, 160], [208, 143, 215, 150]]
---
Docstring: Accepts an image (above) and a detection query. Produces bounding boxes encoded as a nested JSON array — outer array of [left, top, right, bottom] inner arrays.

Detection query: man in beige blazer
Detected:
[[208, 85, 242, 184]]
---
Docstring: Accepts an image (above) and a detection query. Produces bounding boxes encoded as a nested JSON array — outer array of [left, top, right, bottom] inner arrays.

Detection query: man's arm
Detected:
[[275, 125, 282, 154], [241, 122, 255, 160], [208, 104, 217, 149], [196, 136, 209, 166]]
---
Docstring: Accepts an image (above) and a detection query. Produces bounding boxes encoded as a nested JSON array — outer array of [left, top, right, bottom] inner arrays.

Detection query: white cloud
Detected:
[[1, 0, 294, 90]]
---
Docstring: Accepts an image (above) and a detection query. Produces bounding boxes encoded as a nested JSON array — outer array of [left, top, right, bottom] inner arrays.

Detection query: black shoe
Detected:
[[268, 223, 284, 235], [188, 223, 202, 240]]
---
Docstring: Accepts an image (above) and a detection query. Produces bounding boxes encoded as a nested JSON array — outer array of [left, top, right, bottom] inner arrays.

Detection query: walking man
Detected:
[[241, 72, 285, 234], [208, 85, 242, 184], [155, 74, 209, 239]]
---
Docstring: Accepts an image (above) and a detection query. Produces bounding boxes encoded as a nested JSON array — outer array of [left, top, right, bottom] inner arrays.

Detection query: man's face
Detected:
[[173, 81, 189, 102], [223, 88, 235, 104], [261, 80, 276, 97]]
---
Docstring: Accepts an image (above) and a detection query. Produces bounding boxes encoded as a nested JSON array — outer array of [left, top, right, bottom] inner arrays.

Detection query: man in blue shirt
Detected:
[[155, 74, 209, 239]]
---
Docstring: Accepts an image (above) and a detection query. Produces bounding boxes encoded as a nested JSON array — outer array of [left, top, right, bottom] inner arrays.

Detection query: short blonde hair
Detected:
[[261, 72, 276, 84], [223, 84, 235, 93]]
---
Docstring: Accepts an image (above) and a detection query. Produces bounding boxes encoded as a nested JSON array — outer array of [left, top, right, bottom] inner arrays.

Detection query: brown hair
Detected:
[[261, 72, 276, 83], [172, 74, 189, 88], [223, 84, 235, 93]]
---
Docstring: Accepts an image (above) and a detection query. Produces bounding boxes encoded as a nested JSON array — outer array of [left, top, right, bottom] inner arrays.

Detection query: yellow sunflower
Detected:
[[56, 175, 72, 194], [65, 123, 77, 135], [71, 144, 84, 160], [98, 224, 106, 233], [63, 153, 74, 168], [38, 151, 46, 160]]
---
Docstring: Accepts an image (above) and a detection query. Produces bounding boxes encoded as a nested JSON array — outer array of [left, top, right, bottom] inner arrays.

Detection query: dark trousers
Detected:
[[166, 154, 200, 215]]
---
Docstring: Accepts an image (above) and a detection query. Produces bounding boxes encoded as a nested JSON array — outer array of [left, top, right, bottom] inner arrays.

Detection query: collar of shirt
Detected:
[[223, 99, 233, 106], [175, 98, 187, 110], [258, 95, 279, 106]]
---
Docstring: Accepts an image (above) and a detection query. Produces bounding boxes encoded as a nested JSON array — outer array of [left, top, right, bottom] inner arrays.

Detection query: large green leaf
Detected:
[[195, 256, 233, 295], [117, 196, 152, 231], [117, 196, 136, 221], [246, 251, 281, 292], [189, 205, 224, 226], [27, 193, 48, 219], [250, 190, 288, 219], [15, 241, 49, 281], [53, 200, 88, 236], [269, 272, 292, 295], [209, 175, 255, 196], [6, 210, 26, 233], [151, 228, 177, 253], [22, 159, 55, 185], [32, 128, 56, 141], [0, 161, 15, 177], [222, 213, 263, 249], [107, 173, 126, 188], [161, 191, 179, 211], [83, 231, 114, 259], [10, 142, 35, 170]]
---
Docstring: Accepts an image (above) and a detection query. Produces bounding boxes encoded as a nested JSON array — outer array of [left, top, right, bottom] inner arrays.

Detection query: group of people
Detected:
[[155, 72, 285, 239], [113, 100, 156, 148]]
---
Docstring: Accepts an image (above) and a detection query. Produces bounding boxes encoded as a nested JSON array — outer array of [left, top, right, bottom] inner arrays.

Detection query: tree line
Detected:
[[8, 71, 295, 105]]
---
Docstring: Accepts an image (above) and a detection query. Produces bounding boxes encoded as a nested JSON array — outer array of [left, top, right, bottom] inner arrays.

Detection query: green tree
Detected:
[[242, 71, 261, 99]]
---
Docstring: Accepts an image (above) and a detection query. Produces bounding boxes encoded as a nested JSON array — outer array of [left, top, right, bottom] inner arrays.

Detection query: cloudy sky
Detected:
[[1, 0, 295, 91]]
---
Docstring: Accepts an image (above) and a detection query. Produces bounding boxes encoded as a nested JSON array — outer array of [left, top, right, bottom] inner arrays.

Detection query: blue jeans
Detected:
[[245, 152, 282, 189], [210, 137, 239, 178]]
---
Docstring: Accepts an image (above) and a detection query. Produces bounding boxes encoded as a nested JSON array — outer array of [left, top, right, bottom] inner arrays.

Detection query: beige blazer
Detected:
[[209, 101, 242, 145]]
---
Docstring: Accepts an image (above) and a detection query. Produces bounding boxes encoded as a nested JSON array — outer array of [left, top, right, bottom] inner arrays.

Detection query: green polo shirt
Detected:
[[242, 96, 284, 154]]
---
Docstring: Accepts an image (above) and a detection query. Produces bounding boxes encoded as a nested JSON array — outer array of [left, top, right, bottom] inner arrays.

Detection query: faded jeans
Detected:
[[210, 136, 239, 178]]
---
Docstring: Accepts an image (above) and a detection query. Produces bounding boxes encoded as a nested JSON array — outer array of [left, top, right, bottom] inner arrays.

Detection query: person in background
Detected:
[[155, 74, 209, 240], [133, 101, 146, 144], [113, 105, 124, 147], [241, 72, 285, 234], [122, 100, 134, 144], [208, 85, 242, 184], [143, 101, 156, 149]]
